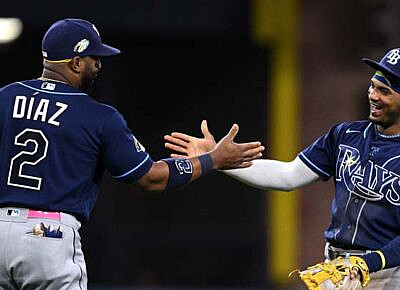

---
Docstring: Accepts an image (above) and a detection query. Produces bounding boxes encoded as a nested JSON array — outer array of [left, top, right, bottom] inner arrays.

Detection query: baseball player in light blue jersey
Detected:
[[165, 48, 400, 289], [0, 18, 264, 289]]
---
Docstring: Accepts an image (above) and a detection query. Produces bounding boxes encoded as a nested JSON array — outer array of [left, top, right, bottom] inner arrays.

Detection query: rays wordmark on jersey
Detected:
[[336, 144, 400, 206]]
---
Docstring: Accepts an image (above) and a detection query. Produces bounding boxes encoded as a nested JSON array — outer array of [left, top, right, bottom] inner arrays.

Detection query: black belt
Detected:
[[325, 243, 372, 260]]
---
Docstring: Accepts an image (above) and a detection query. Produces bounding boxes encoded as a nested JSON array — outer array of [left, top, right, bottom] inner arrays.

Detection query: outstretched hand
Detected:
[[164, 120, 264, 169], [164, 120, 216, 158], [211, 123, 264, 169]]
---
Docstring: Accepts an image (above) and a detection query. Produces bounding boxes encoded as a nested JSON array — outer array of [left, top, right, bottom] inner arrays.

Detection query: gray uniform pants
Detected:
[[367, 267, 400, 289], [0, 207, 87, 290]]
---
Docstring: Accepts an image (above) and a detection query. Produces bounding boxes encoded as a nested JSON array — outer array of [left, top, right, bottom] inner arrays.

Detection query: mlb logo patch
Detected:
[[41, 82, 56, 91], [7, 209, 20, 217]]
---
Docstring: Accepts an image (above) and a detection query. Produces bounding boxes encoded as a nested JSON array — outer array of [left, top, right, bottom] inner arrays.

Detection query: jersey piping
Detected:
[[352, 199, 367, 245], [112, 155, 151, 179], [363, 123, 372, 139], [299, 152, 330, 178], [16, 82, 87, 96]]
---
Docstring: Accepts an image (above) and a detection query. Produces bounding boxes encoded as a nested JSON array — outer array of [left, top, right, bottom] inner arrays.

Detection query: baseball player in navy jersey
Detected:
[[0, 18, 264, 289], [164, 48, 400, 288]]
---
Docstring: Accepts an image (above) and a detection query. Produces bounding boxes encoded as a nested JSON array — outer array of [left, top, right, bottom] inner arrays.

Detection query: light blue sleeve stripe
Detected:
[[299, 152, 330, 177], [363, 122, 372, 139], [113, 155, 151, 179]]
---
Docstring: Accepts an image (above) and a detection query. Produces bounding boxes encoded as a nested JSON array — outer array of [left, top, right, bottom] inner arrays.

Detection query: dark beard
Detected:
[[80, 71, 96, 94], [369, 116, 386, 129]]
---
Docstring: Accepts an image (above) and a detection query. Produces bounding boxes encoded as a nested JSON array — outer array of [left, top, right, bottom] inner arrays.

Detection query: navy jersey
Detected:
[[299, 120, 400, 251], [0, 79, 153, 221]]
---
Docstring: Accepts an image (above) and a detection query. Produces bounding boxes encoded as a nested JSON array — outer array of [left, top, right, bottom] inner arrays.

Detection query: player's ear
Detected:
[[69, 56, 82, 73]]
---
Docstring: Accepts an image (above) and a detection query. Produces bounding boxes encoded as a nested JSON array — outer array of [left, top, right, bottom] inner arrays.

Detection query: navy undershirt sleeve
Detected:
[[363, 235, 400, 272]]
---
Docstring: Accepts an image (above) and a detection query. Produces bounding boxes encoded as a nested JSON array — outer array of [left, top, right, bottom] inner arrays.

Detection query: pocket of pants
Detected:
[[25, 221, 64, 239], [25, 233, 64, 241]]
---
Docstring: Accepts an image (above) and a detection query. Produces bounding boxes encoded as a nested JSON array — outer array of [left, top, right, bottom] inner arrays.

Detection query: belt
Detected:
[[0, 207, 81, 229], [325, 242, 372, 260]]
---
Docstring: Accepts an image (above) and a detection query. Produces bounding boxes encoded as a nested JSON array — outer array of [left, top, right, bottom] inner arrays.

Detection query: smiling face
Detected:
[[368, 78, 400, 134]]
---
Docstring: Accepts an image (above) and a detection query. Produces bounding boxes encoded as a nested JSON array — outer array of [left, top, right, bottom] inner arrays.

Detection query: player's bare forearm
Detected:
[[134, 161, 169, 191]]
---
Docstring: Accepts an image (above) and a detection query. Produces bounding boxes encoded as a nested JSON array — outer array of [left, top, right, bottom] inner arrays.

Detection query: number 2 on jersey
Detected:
[[7, 128, 49, 190]]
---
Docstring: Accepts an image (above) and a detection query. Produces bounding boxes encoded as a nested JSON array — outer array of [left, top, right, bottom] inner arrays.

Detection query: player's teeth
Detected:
[[371, 104, 382, 110]]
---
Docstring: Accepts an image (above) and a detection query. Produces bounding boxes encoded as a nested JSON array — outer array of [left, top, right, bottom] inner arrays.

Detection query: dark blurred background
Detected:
[[0, 0, 398, 289]]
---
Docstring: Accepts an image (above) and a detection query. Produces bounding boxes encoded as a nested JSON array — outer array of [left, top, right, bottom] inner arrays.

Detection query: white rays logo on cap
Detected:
[[386, 49, 400, 65], [73, 39, 90, 53], [92, 24, 100, 36]]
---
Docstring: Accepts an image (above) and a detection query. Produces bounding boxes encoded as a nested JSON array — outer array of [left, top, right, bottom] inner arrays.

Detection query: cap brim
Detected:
[[93, 43, 121, 56], [362, 57, 400, 79]]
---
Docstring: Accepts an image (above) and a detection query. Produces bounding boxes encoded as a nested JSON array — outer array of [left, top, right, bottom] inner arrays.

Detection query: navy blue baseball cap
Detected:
[[42, 18, 120, 62], [362, 48, 400, 80]]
